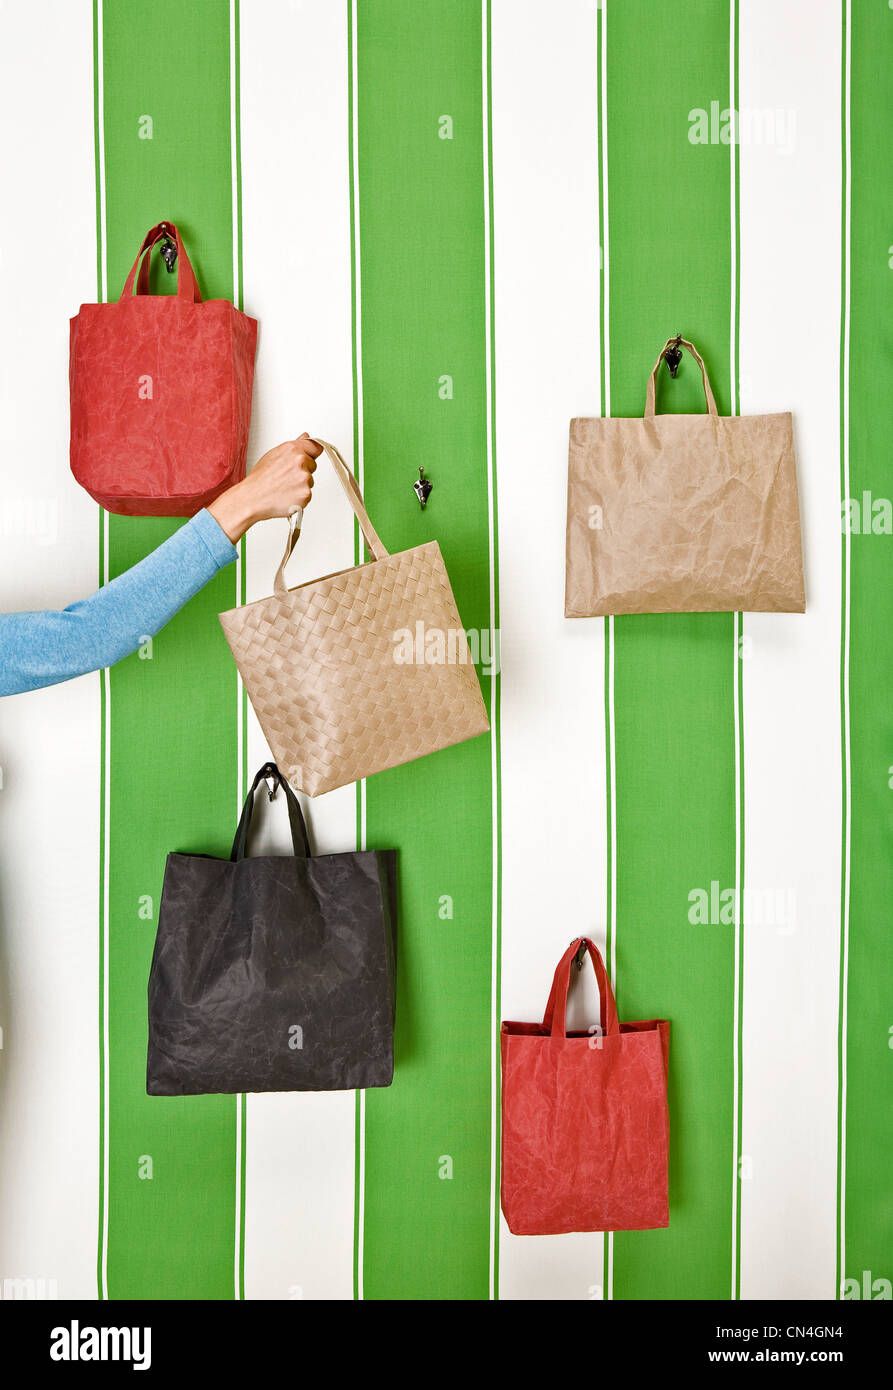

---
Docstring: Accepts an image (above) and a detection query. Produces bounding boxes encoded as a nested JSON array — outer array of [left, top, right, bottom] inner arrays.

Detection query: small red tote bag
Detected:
[[69, 221, 257, 517], [500, 938, 670, 1236]]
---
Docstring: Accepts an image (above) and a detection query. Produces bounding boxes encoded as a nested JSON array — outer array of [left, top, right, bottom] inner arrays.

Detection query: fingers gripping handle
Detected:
[[272, 438, 389, 598]]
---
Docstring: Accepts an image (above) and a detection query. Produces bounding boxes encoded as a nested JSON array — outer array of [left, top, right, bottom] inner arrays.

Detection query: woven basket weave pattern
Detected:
[[221, 540, 489, 797]]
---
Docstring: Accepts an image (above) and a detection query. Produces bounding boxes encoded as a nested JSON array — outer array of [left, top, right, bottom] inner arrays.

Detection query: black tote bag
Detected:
[[147, 762, 397, 1095]]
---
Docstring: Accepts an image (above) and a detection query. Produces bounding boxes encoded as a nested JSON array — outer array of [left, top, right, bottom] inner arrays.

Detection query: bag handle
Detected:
[[644, 336, 717, 417], [119, 221, 202, 304], [542, 937, 620, 1040], [230, 762, 311, 862], [273, 437, 389, 598]]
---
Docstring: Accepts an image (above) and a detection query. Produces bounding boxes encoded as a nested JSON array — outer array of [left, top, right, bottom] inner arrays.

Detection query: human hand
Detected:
[[208, 434, 322, 542]]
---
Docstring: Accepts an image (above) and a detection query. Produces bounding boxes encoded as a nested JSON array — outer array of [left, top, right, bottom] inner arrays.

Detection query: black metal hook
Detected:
[[413, 466, 433, 510], [259, 762, 279, 801], [663, 333, 684, 378], [159, 232, 178, 273]]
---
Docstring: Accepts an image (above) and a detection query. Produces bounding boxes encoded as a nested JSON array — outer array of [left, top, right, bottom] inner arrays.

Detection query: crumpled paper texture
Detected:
[[70, 238, 257, 517], [565, 410, 806, 615], [501, 938, 670, 1236], [147, 839, 398, 1097]]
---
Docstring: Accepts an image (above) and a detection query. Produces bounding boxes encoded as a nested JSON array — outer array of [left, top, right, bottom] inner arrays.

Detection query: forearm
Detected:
[[206, 477, 262, 544], [0, 510, 236, 697]]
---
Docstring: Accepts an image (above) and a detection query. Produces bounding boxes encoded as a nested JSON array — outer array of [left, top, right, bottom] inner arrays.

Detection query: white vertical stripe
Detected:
[[96, 1, 107, 306], [349, 0, 367, 1303], [729, 4, 741, 1301], [97, 0, 111, 1299], [601, 0, 614, 1304], [233, 1096, 243, 1298], [0, 0, 101, 1300], [480, 0, 500, 1304], [731, 608, 742, 1299], [350, 0, 364, 507], [737, 0, 843, 1299], [97, 0, 110, 1303], [101, 648, 110, 1302], [239, 0, 356, 1301], [492, 0, 607, 1300], [229, 0, 244, 1302], [729, 0, 738, 414], [355, 1091, 365, 1298], [606, 618, 616, 991], [600, 1, 611, 423], [230, 0, 240, 311]]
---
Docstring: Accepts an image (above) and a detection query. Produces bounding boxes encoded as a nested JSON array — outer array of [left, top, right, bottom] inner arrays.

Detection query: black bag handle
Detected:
[[230, 763, 311, 862]]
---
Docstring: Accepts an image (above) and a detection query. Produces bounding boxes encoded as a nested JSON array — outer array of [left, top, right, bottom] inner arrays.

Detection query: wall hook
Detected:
[[664, 333, 683, 378], [159, 236, 178, 273], [413, 466, 433, 509]]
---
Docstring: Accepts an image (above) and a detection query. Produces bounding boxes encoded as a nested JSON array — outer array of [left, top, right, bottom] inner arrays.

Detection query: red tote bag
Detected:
[[500, 938, 670, 1236], [69, 221, 257, 516]]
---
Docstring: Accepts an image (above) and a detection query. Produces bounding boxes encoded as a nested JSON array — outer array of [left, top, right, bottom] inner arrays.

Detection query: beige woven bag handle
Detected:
[[644, 336, 718, 416], [273, 438, 389, 597]]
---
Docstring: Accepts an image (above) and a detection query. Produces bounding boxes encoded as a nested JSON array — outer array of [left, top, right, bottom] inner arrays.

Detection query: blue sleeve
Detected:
[[0, 509, 237, 697]]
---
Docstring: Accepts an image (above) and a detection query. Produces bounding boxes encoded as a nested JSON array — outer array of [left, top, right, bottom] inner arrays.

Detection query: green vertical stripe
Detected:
[[606, 0, 736, 1300], [354, 0, 495, 1300], [98, 0, 239, 1299], [841, 0, 893, 1300]]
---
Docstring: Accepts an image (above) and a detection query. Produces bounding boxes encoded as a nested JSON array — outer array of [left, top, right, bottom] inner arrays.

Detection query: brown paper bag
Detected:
[[565, 337, 805, 616]]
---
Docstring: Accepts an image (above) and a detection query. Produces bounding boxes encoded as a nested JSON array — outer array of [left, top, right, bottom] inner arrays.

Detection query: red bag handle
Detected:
[[542, 937, 620, 1040], [121, 224, 170, 299], [119, 222, 202, 304]]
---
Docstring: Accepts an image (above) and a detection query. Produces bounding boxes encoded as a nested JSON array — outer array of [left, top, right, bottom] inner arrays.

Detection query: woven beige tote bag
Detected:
[[219, 439, 490, 797], [565, 336, 806, 615]]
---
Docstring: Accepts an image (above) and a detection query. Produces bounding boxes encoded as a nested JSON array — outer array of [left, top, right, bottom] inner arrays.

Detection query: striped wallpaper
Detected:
[[0, 0, 888, 1302]]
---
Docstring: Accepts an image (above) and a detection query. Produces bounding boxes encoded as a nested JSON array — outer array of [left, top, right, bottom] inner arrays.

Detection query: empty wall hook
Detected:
[[413, 466, 433, 509]]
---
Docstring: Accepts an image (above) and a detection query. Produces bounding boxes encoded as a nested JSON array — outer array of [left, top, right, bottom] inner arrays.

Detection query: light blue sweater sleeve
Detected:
[[0, 509, 237, 697]]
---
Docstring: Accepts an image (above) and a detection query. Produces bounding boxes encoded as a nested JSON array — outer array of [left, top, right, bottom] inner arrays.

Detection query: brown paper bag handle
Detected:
[[644, 337, 718, 417], [273, 438, 389, 597]]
